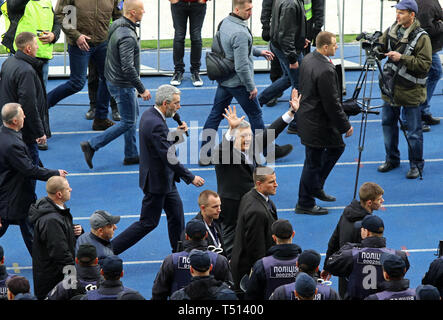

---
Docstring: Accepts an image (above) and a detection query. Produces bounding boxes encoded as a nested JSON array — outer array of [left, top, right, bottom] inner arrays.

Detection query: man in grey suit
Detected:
[[229, 166, 280, 295]]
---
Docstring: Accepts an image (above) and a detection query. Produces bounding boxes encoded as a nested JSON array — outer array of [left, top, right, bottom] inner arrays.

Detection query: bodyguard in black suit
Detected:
[[0, 103, 66, 255], [213, 90, 301, 259], [230, 166, 279, 294], [111, 85, 205, 254], [295, 31, 353, 216]]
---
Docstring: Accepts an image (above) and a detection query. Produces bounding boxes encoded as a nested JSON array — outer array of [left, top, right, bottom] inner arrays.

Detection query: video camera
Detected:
[[356, 31, 383, 56]]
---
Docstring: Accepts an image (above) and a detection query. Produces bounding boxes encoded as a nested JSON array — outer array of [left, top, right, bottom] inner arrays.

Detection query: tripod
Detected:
[[346, 53, 382, 199]]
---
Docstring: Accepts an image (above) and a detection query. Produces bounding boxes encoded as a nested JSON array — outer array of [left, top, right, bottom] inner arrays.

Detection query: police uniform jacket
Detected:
[[170, 275, 238, 300], [422, 256, 443, 297], [245, 243, 302, 300], [151, 239, 233, 300], [364, 279, 414, 300], [46, 264, 103, 300]]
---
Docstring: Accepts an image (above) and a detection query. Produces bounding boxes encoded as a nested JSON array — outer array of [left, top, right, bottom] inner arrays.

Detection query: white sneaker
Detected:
[[191, 72, 203, 87], [170, 72, 183, 86]]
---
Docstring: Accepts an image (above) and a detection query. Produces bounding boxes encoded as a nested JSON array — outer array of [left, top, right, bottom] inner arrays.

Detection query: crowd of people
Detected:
[[0, 0, 442, 301]]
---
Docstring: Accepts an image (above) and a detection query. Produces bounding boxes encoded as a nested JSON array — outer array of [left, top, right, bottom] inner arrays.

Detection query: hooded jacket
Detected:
[[324, 199, 371, 266], [170, 275, 238, 300], [29, 197, 76, 299]]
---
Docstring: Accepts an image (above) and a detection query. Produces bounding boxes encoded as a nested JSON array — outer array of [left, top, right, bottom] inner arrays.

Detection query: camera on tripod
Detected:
[[356, 31, 383, 56]]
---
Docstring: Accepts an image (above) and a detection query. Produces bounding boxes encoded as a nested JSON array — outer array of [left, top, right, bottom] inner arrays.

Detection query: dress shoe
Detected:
[[406, 167, 420, 179], [422, 123, 430, 132], [265, 97, 278, 107], [37, 141, 48, 151], [123, 156, 139, 165], [312, 189, 336, 202], [422, 114, 440, 126], [85, 107, 95, 120], [295, 204, 328, 215], [274, 144, 293, 160], [80, 141, 95, 169], [92, 118, 114, 131], [377, 161, 399, 173]]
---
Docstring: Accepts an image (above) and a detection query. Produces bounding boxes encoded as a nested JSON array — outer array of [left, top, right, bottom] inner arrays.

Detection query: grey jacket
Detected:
[[218, 14, 262, 92]]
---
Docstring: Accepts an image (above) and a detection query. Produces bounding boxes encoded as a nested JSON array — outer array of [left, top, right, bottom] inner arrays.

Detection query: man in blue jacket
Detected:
[[111, 85, 205, 255]]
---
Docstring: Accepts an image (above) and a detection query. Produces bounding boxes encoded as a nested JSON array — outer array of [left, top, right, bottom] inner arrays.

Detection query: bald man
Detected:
[[81, 0, 151, 168], [0, 103, 67, 255], [29, 176, 83, 300]]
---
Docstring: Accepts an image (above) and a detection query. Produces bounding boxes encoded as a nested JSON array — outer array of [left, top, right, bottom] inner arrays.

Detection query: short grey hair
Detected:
[[1, 103, 21, 124], [155, 84, 181, 106]]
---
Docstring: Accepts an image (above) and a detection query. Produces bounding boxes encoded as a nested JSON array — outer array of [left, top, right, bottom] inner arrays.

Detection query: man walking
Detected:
[[80, 0, 151, 168], [295, 31, 353, 216]]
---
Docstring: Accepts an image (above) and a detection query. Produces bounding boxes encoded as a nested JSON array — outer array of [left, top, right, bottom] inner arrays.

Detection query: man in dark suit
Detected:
[[0, 103, 67, 255], [295, 31, 353, 216], [213, 89, 300, 259], [111, 84, 205, 254], [229, 166, 279, 295]]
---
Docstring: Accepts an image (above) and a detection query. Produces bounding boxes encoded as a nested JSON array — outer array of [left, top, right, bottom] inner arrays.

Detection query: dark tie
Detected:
[[266, 199, 274, 213]]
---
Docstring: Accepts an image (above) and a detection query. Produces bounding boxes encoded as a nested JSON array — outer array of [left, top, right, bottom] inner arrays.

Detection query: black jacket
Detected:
[[1, 0, 61, 56], [46, 264, 103, 300], [29, 197, 77, 299], [0, 50, 50, 144], [104, 16, 145, 94], [364, 279, 412, 300], [422, 257, 443, 297], [170, 276, 238, 300], [416, 0, 443, 53], [270, 0, 306, 64], [0, 126, 59, 222], [151, 239, 233, 300], [297, 50, 351, 148], [324, 200, 371, 265], [178, 212, 226, 256], [245, 243, 302, 300], [230, 189, 278, 290]]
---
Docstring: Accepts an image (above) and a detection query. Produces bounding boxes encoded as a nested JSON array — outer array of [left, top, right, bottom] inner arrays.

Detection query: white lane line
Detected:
[[65, 158, 443, 176], [6, 248, 438, 270], [70, 202, 443, 222]]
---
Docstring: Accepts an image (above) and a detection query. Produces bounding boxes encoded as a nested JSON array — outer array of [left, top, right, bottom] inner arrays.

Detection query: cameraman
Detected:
[[375, 0, 432, 179]]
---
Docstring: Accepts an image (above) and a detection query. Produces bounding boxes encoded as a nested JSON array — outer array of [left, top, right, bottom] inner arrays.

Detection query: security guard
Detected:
[[422, 251, 443, 298], [151, 219, 232, 300], [269, 249, 341, 300], [0, 245, 14, 300], [46, 244, 103, 300], [365, 253, 415, 300], [324, 215, 410, 300], [244, 219, 302, 300]]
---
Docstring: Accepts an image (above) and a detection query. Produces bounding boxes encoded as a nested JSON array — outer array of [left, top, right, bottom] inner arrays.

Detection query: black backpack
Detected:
[[205, 21, 235, 81]]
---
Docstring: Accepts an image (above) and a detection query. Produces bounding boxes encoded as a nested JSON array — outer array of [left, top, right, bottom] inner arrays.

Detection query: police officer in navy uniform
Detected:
[[415, 284, 441, 300], [151, 219, 232, 300], [422, 251, 443, 298], [0, 245, 14, 300], [324, 215, 410, 300], [244, 219, 301, 300], [81, 255, 134, 300], [365, 253, 415, 300], [269, 249, 340, 300], [170, 249, 237, 300], [47, 244, 103, 300]]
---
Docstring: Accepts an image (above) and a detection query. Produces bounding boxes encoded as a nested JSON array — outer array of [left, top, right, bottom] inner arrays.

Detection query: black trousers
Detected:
[[88, 59, 117, 111], [219, 197, 241, 260], [298, 145, 344, 208], [111, 186, 185, 254]]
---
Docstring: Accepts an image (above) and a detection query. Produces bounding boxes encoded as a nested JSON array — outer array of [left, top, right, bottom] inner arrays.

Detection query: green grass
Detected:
[[0, 34, 360, 54]]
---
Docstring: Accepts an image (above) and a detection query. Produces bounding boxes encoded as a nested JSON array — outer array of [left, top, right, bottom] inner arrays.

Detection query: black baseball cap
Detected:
[[76, 244, 97, 264], [185, 219, 207, 239], [355, 215, 384, 233], [416, 285, 441, 300], [295, 273, 317, 298], [189, 249, 211, 272], [101, 255, 123, 274], [380, 253, 406, 277], [298, 249, 321, 271], [271, 219, 294, 239]]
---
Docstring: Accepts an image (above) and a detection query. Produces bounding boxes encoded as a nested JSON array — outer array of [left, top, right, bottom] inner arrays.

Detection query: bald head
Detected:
[[46, 176, 68, 195], [123, 0, 145, 22], [1, 103, 24, 130]]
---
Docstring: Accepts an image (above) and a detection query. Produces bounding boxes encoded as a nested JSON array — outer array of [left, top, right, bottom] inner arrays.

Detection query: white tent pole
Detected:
[[337, 0, 346, 94]]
